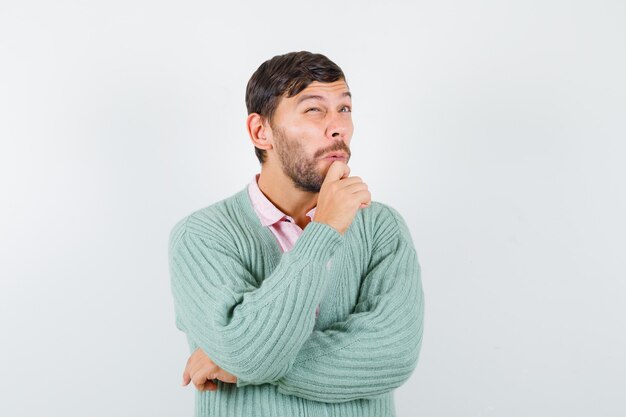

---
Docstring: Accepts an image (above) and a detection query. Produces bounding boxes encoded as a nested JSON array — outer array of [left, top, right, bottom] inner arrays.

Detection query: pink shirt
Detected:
[[247, 173, 320, 318]]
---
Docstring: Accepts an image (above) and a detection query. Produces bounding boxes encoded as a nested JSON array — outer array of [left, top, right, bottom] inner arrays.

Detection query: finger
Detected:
[[350, 190, 371, 207], [323, 160, 350, 183], [182, 358, 196, 386], [216, 369, 238, 384], [355, 190, 371, 205], [196, 379, 218, 392], [341, 163, 351, 179], [182, 369, 191, 386], [335, 176, 364, 187], [183, 352, 198, 385], [191, 369, 214, 387], [344, 182, 368, 193], [189, 358, 215, 380]]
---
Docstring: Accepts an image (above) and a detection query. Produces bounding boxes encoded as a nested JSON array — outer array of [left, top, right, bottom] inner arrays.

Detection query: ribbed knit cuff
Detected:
[[289, 221, 343, 263], [236, 377, 251, 388]]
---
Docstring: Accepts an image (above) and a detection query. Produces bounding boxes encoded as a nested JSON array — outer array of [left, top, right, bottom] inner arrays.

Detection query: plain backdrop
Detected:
[[1, 1, 625, 416]]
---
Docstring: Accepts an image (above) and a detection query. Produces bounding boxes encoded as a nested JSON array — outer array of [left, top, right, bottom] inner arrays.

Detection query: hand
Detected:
[[314, 161, 371, 235], [182, 348, 238, 391]]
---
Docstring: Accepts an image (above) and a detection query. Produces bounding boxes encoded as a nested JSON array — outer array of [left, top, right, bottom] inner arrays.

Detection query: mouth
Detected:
[[322, 152, 348, 160]]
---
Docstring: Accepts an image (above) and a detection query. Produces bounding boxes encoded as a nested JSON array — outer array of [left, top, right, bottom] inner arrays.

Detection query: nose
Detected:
[[325, 112, 352, 142]]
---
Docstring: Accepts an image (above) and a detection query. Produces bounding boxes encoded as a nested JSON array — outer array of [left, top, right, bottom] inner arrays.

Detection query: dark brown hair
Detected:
[[245, 51, 346, 164]]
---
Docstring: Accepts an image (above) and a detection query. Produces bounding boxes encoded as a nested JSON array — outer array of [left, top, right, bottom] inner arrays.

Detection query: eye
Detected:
[[340, 106, 352, 113], [306, 108, 321, 112]]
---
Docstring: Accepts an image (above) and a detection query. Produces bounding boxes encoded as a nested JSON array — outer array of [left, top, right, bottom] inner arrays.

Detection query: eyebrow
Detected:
[[296, 91, 352, 105]]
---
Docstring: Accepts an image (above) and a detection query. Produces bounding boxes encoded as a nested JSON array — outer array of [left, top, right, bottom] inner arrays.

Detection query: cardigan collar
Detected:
[[246, 173, 316, 227]]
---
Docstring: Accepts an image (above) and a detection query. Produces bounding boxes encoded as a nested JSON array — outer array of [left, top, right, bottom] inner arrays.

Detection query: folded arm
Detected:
[[270, 209, 425, 402], [169, 216, 343, 385]]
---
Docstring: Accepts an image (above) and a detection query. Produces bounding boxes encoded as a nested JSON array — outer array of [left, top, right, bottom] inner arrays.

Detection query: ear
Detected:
[[246, 113, 273, 151]]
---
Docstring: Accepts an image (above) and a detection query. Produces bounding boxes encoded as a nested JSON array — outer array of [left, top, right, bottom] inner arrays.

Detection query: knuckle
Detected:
[[191, 373, 205, 385]]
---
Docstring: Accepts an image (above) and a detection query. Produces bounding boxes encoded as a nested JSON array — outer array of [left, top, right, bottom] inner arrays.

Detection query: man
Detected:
[[169, 51, 424, 417]]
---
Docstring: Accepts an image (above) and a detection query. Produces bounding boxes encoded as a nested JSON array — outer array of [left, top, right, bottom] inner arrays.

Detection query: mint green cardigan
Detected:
[[169, 186, 424, 417]]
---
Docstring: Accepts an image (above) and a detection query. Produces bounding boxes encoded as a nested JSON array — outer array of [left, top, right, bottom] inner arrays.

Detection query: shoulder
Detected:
[[357, 200, 416, 248], [169, 190, 246, 250]]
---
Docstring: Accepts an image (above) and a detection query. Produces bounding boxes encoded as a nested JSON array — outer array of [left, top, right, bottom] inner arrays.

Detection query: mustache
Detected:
[[316, 142, 351, 159]]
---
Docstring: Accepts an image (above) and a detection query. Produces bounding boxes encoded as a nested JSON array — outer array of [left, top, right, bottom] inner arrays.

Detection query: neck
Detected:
[[257, 163, 318, 226]]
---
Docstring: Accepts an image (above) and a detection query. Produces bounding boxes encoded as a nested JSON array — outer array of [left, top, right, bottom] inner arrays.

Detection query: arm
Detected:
[[169, 215, 343, 385], [272, 209, 425, 402]]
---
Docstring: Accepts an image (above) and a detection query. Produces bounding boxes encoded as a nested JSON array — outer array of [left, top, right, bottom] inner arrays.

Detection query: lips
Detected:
[[323, 152, 348, 159]]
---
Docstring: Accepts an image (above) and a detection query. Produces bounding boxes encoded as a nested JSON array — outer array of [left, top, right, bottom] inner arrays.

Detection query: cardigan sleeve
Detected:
[[271, 210, 425, 402], [169, 217, 343, 385]]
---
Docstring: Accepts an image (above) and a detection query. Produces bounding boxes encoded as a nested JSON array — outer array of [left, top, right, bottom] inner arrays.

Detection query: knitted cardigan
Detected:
[[169, 186, 424, 417]]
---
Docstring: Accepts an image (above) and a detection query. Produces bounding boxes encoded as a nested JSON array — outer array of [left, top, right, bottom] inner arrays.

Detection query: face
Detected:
[[268, 80, 353, 192]]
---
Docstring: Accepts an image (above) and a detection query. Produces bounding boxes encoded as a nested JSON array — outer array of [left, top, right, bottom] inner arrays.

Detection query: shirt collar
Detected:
[[247, 173, 316, 226]]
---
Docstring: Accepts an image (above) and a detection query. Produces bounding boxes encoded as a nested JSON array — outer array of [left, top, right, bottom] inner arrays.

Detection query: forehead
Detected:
[[297, 80, 350, 95], [284, 80, 351, 105]]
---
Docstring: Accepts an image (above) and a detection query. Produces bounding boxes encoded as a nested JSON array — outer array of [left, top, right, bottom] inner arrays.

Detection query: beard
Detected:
[[272, 124, 351, 193]]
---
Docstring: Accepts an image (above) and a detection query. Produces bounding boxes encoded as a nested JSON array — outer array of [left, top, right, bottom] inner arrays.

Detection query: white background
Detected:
[[1, 1, 625, 416]]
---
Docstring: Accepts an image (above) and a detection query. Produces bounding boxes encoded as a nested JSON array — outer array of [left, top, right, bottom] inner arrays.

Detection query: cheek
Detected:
[[344, 123, 354, 144], [287, 124, 323, 144]]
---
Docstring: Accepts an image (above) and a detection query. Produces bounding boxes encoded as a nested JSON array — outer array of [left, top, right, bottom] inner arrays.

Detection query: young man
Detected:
[[169, 51, 424, 417]]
